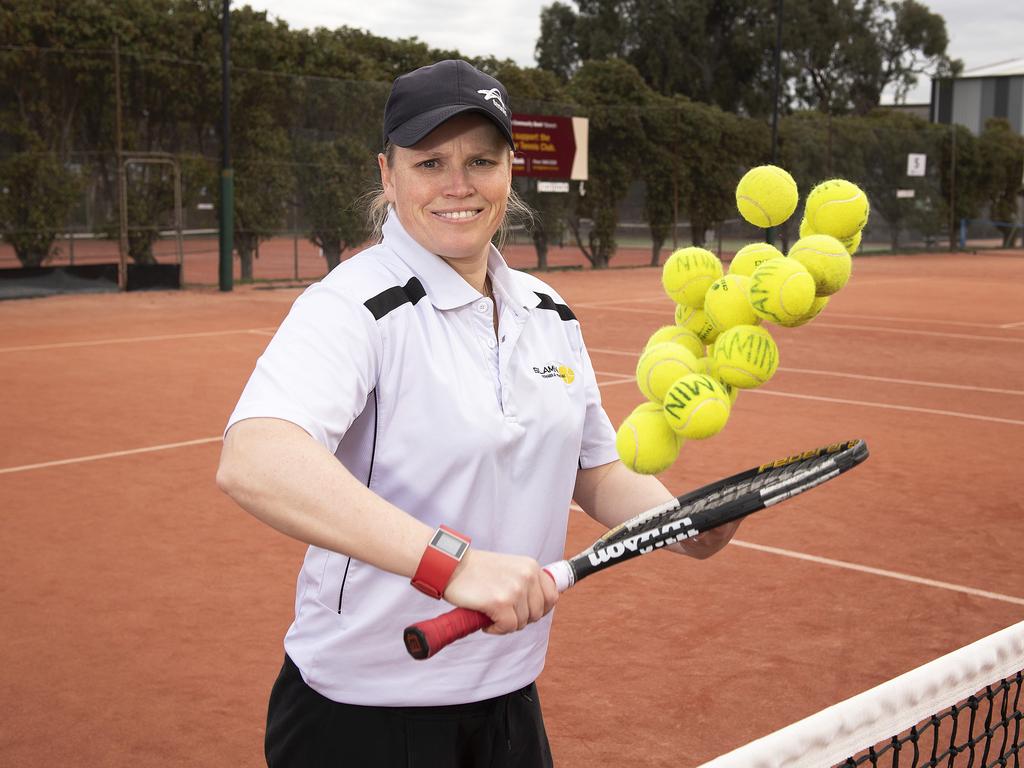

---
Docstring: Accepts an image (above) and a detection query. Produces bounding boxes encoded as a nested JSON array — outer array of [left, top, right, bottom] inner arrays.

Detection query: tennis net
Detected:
[[700, 619, 1024, 768]]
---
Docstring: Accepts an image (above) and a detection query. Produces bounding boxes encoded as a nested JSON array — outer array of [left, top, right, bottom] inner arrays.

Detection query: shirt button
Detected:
[[476, 301, 489, 313], [487, 338, 496, 349]]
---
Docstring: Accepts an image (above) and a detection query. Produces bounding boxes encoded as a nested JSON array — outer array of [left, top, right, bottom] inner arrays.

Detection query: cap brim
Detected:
[[388, 104, 515, 150]]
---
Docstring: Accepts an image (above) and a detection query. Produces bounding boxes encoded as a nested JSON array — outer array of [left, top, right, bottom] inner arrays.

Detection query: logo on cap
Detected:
[[477, 88, 508, 117]]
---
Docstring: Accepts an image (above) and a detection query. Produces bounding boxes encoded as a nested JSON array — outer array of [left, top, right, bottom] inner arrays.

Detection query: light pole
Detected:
[[219, 0, 234, 291]]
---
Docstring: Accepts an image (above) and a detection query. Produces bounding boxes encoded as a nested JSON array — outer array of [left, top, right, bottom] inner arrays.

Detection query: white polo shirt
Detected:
[[226, 213, 618, 706]]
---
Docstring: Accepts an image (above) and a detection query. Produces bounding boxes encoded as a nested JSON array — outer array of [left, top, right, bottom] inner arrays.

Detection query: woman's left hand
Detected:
[[669, 519, 741, 559]]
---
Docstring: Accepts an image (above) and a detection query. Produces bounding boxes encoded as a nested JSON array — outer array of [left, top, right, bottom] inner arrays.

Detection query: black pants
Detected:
[[266, 655, 554, 768]]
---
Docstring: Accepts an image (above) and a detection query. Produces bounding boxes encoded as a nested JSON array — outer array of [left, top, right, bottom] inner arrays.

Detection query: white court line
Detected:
[[591, 347, 1024, 396], [1000, 320, 1024, 329], [749, 389, 1024, 426], [574, 296, 665, 309], [813, 322, 1024, 344], [729, 540, 1024, 606], [578, 305, 668, 317], [565, 506, 1024, 606], [779, 367, 1024, 397], [0, 437, 221, 475], [595, 371, 634, 384], [590, 347, 637, 357], [0, 328, 277, 353], [818, 311, 1017, 331], [579, 304, 1024, 342]]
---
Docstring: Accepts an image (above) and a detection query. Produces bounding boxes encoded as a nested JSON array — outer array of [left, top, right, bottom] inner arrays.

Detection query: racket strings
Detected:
[[594, 447, 855, 550]]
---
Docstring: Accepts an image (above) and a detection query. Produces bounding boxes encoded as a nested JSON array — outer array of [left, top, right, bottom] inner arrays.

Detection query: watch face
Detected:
[[432, 530, 468, 559]]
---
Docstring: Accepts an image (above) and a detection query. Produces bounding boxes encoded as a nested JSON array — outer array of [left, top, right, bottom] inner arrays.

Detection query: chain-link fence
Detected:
[[3, 47, 1021, 288]]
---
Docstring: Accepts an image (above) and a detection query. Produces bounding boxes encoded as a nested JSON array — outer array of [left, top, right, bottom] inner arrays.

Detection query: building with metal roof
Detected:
[[931, 57, 1024, 134]]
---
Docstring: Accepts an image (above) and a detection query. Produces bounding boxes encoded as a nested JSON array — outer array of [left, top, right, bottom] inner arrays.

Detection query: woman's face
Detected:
[[379, 113, 513, 265]]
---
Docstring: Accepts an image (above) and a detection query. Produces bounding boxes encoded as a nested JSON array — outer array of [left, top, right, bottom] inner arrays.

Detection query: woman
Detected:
[[217, 59, 738, 768]]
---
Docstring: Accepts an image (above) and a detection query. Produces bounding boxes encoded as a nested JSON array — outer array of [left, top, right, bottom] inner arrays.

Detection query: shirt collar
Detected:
[[381, 210, 535, 316]]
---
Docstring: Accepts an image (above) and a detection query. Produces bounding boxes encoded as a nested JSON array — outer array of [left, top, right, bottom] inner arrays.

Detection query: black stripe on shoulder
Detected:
[[363, 278, 427, 320], [534, 292, 576, 322]]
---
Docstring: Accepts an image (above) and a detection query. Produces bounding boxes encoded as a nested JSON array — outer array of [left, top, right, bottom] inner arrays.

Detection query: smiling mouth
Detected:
[[432, 209, 483, 221]]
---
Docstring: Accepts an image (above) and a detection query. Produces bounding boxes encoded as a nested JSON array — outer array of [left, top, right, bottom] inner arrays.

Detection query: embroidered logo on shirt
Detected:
[[533, 362, 575, 384]]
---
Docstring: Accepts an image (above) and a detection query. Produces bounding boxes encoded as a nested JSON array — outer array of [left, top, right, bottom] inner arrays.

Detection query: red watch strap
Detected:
[[411, 525, 470, 599]]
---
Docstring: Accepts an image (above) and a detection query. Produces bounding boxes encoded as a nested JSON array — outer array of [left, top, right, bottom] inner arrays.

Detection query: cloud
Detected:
[[245, 0, 545, 65]]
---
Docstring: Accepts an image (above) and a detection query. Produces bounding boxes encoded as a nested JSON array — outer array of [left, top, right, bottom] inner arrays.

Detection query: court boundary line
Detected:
[[0, 437, 221, 475], [2, 356, 1015, 476], [0, 328, 278, 353], [748, 389, 1024, 426], [589, 347, 1024, 397], [729, 539, 1024, 606], [566, 505, 1024, 607], [579, 306, 1024, 342], [576, 301, 1022, 331]]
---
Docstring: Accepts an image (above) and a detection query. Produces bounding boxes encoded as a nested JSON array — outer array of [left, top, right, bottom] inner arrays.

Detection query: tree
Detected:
[[784, 0, 959, 116], [231, 116, 295, 280], [977, 118, 1024, 248], [0, 136, 80, 266], [676, 100, 769, 247], [854, 0, 961, 110], [490, 62, 576, 268], [939, 124, 985, 251], [535, 2, 580, 81], [295, 137, 376, 271], [639, 96, 684, 264], [852, 110, 943, 249], [535, 0, 776, 116], [566, 59, 651, 268]]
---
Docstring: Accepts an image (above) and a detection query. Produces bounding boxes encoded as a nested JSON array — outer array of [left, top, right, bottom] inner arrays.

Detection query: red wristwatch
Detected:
[[411, 525, 471, 599]]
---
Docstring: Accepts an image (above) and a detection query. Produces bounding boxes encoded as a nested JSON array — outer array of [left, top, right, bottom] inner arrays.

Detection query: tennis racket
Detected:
[[404, 438, 869, 660]]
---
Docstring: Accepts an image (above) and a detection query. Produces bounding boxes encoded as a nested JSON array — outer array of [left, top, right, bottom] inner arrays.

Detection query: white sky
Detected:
[[243, 0, 1023, 104]]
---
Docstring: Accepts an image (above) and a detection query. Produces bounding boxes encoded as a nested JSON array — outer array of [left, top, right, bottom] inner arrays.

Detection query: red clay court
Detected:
[[2, 250, 1023, 766]]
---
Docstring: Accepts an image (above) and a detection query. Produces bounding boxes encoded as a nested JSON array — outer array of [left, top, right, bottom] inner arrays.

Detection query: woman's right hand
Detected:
[[442, 549, 559, 634]]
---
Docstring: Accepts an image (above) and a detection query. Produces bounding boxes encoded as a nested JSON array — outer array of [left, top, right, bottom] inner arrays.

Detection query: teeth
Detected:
[[435, 210, 479, 220]]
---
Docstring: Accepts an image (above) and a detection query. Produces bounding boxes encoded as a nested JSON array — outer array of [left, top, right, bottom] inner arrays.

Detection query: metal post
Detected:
[[949, 123, 957, 251], [292, 203, 299, 281], [218, 0, 234, 291], [766, 0, 784, 246], [114, 35, 128, 289], [173, 158, 184, 281]]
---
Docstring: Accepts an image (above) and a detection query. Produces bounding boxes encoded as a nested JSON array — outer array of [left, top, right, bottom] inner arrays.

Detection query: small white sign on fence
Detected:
[[537, 180, 570, 193], [906, 153, 927, 177], [896, 189, 916, 198]]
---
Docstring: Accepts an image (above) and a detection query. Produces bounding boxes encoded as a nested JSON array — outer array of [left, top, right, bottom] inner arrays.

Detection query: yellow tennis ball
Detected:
[[712, 325, 780, 389], [704, 274, 760, 333], [839, 230, 862, 255], [615, 402, 683, 474], [675, 304, 717, 345], [644, 325, 704, 359], [787, 295, 830, 328], [662, 247, 724, 308], [747, 258, 816, 327], [699, 359, 740, 404], [735, 165, 799, 228], [729, 242, 784, 277], [635, 342, 703, 402], [805, 179, 869, 239], [799, 217, 815, 238], [662, 374, 732, 440], [788, 234, 852, 296]]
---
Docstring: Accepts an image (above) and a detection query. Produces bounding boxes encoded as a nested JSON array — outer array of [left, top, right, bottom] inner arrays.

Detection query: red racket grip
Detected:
[[404, 607, 492, 660]]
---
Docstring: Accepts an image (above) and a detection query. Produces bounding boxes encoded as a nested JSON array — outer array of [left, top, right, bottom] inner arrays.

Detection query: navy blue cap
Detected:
[[383, 60, 515, 151]]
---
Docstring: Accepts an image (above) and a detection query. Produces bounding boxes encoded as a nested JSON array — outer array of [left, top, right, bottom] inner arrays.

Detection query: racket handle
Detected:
[[404, 607, 491, 660], [404, 561, 573, 660]]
